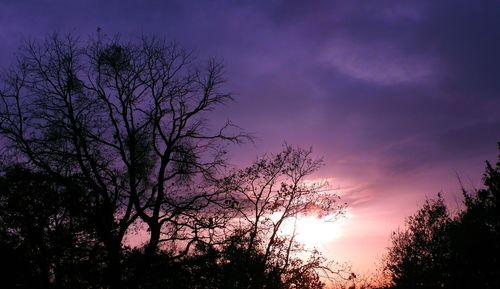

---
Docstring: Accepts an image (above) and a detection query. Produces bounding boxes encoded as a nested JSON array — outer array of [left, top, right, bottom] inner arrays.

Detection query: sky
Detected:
[[1, 0, 500, 274]]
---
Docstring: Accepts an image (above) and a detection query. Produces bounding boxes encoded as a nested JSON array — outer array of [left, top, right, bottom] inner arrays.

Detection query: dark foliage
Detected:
[[0, 33, 342, 288], [385, 195, 451, 288], [0, 153, 334, 288], [384, 145, 500, 289], [0, 166, 105, 289], [121, 234, 325, 289]]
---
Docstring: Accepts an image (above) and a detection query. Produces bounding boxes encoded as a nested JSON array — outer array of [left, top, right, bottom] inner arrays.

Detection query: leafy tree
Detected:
[[0, 166, 104, 289], [447, 147, 500, 289], [384, 195, 452, 288], [383, 145, 500, 289]]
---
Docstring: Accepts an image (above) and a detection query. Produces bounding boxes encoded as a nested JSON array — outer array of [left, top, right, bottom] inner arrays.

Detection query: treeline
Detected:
[[1, 32, 497, 289], [338, 146, 500, 289], [0, 148, 339, 289], [381, 147, 500, 289], [0, 34, 344, 289]]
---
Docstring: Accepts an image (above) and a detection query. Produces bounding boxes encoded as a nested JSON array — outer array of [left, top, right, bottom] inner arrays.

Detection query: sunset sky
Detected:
[[1, 0, 499, 274]]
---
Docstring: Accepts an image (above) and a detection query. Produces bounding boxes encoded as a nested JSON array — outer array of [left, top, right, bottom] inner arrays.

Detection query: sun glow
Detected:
[[278, 213, 352, 248]]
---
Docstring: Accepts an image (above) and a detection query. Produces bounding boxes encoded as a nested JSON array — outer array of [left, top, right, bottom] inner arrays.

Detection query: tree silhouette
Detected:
[[383, 145, 500, 289], [123, 146, 344, 289], [384, 195, 452, 288], [447, 147, 500, 289], [0, 33, 247, 288], [0, 33, 345, 289], [0, 166, 104, 288], [215, 145, 345, 288]]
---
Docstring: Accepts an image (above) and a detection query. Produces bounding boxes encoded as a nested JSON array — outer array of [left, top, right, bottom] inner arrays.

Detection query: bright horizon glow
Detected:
[[277, 212, 353, 249], [295, 216, 344, 246]]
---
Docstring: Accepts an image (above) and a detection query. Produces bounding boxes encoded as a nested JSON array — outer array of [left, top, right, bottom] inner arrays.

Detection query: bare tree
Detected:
[[0, 33, 351, 289], [218, 145, 346, 286], [0, 33, 247, 288]]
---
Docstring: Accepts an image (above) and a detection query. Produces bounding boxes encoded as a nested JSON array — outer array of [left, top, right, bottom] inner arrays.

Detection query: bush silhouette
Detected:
[[384, 145, 500, 289]]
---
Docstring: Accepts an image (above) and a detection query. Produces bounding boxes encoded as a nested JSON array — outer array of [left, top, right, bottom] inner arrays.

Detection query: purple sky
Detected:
[[2, 0, 499, 273]]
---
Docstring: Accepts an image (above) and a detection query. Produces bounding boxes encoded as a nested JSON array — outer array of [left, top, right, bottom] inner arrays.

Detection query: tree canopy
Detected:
[[0, 33, 344, 289], [382, 145, 500, 289]]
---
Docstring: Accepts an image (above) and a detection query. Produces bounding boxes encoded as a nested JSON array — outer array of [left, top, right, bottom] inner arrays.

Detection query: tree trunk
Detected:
[[145, 223, 160, 257], [104, 238, 123, 289]]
